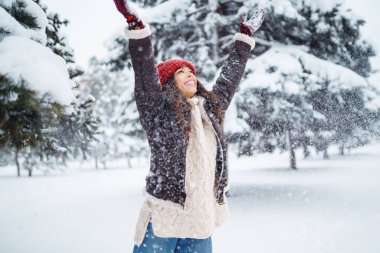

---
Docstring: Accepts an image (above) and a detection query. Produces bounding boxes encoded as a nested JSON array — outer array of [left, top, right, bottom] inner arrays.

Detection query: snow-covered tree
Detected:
[[81, 56, 148, 169], [255, 0, 374, 77], [43, 5, 84, 79], [307, 77, 380, 157], [0, 0, 98, 176], [231, 44, 377, 168], [234, 71, 318, 169], [225, 0, 378, 168]]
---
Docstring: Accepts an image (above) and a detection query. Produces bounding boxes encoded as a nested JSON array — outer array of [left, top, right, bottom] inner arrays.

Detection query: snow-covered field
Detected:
[[1, 143, 380, 253]]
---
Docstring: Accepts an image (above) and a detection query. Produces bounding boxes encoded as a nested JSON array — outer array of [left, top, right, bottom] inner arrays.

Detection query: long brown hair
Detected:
[[162, 77, 224, 138]]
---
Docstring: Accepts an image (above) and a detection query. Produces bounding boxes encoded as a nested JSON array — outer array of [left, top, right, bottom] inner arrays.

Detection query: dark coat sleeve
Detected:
[[211, 39, 252, 111], [128, 36, 164, 132]]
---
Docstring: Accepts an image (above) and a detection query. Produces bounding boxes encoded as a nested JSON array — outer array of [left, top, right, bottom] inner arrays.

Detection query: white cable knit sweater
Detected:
[[134, 96, 229, 246]]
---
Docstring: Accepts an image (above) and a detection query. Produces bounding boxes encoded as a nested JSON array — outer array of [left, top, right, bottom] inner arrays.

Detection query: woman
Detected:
[[113, 1, 264, 252]]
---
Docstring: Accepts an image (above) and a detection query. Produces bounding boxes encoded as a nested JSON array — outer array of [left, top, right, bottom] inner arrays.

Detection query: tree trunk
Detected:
[[303, 142, 310, 159], [290, 144, 297, 170], [323, 149, 329, 159], [28, 168, 32, 177], [339, 145, 344, 156], [15, 149, 20, 177], [287, 129, 297, 170], [301, 131, 310, 159]]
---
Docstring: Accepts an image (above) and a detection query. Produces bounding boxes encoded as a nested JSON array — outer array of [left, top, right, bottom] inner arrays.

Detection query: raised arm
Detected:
[[212, 9, 264, 111], [113, 0, 163, 132]]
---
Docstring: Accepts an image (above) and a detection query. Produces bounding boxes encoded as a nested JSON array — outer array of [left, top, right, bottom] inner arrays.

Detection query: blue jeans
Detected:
[[133, 222, 212, 253]]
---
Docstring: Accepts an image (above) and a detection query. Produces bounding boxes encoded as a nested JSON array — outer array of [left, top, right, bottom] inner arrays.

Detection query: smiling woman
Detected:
[[112, 0, 264, 252]]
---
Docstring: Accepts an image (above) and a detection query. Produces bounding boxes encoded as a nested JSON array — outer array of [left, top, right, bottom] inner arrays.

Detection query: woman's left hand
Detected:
[[240, 9, 265, 36]]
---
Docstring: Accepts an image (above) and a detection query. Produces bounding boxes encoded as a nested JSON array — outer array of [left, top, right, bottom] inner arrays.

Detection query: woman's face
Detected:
[[174, 66, 197, 98]]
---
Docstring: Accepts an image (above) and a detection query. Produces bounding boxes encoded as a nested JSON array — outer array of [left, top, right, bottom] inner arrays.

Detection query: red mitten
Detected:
[[240, 9, 265, 36], [113, 0, 145, 30]]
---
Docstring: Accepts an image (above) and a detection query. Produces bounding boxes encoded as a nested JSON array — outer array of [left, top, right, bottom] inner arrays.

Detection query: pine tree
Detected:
[[0, 75, 71, 176], [307, 77, 379, 157], [254, 1, 375, 76], [45, 12, 83, 78], [0, 0, 98, 176], [228, 0, 378, 168], [234, 66, 321, 169]]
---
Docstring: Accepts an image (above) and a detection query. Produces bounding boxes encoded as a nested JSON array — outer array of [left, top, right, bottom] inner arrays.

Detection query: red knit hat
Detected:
[[157, 59, 196, 85]]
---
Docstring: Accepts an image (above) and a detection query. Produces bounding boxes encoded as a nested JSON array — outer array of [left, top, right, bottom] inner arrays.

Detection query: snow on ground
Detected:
[[1, 143, 380, 253]]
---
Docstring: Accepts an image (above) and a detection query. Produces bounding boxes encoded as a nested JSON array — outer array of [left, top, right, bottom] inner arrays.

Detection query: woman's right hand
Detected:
[[113, 0, 145, 30]]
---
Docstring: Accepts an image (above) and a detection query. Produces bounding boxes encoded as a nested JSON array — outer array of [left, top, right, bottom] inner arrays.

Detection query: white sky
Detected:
[[41, 0, 380, 78]]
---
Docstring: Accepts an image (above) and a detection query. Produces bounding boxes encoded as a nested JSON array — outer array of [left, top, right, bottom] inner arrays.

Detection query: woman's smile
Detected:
[[184, 80, 196, 86]]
